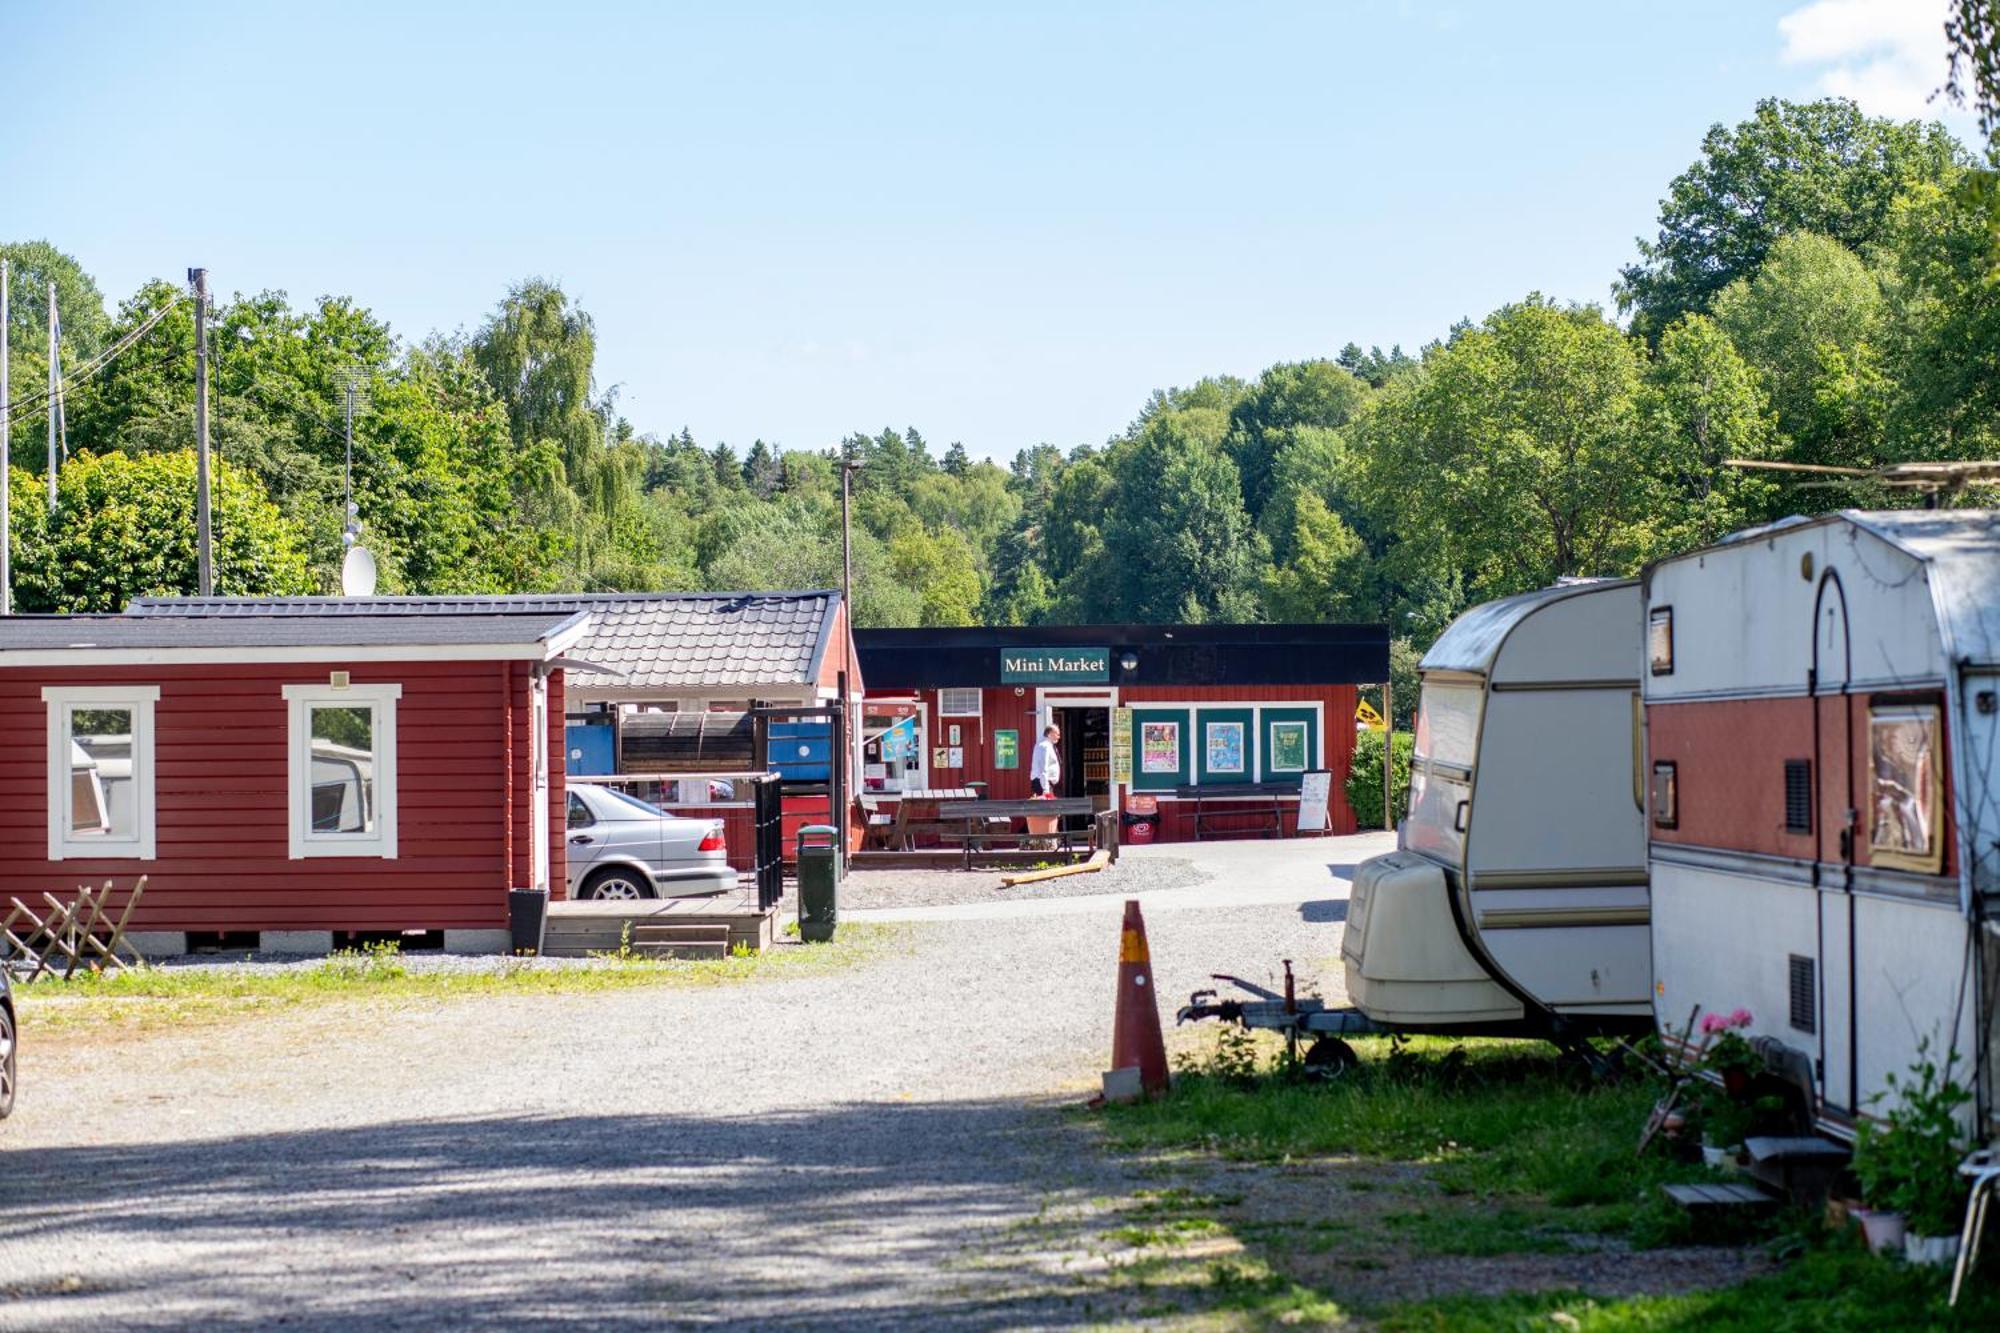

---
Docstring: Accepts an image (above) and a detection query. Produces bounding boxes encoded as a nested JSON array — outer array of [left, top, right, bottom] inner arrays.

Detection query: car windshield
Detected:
[[595, 788, 667, 820]]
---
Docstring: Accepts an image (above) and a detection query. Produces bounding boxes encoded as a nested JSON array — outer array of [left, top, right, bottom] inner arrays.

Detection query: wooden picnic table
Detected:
[[937, 798, 1098, 869], [875, 788, 979, 850]]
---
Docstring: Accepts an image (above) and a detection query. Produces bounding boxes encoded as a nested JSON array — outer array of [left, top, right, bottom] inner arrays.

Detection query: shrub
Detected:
[[1346, 729, 1412, 829]]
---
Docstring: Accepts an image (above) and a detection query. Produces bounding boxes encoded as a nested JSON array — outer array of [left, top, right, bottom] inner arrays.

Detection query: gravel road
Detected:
[[0, 839, 1373, 1331], [837, 853, 1205, 911]]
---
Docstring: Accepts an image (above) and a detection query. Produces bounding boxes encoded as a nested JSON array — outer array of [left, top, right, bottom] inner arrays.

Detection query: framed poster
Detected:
[[1869, 705, 1942, 872], [932, 747, 952, 770], [948, 724, 962, 746], [1110, 709, 1133, 783], [1141, 722, 1181, 774], [1269, 721, 1308, 773], [947, 746, 965, 769], [1205, 721, 1246, 774], [994, 730, 1019, 769]]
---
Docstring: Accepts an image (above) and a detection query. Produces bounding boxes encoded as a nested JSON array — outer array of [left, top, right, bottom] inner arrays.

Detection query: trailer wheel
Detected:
[[1302, 1037, 1358, 1080]]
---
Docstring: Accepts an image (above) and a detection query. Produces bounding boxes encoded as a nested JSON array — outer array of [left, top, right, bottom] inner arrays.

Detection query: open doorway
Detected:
[[1050, 704, 1112, 831]]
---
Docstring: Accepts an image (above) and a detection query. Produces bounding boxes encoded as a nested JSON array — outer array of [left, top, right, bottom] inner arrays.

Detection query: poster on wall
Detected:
[[1141, 721, 1181, 774], [948, 746, 965, 770], [948, 724, 962, 746], [1111, 709, 1133, 783], [1205, 721, 1245, 774], [1869, 706, 1941, 870], [995, 730, 1020, 769], [933, 747, 952, 770], [1269, 721, 1308, 773], [1297, 769, 1332, 833]]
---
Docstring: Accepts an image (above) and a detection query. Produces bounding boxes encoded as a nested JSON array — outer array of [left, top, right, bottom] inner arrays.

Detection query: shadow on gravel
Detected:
[[0, 1099, 1125, 1331], [1297, 898, 1348, 924]]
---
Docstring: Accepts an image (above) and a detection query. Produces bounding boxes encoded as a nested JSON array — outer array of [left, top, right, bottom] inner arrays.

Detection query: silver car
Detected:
[[1, 966, 15, 1120], [565, 784, 733, 901]]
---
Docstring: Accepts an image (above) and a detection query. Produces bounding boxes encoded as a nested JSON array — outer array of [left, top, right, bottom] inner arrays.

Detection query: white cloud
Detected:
[[1777, 0, 1957, 121]]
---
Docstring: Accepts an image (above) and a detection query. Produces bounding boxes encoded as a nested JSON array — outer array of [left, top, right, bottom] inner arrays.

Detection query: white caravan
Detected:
[[1643, 510, 2000, 1141], [1342, 579, 1652, 1036]]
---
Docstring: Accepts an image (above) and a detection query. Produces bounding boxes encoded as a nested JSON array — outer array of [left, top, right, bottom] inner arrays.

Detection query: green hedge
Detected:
[[1346, 729, 1413, 830]]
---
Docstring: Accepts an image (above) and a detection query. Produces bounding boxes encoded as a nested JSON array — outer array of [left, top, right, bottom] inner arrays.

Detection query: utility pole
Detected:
[[840, 446, 856, 617], [1382, 676, 1395, 832], [46, 280, 59, 509], [190, 268, 213, 596], [1, 258, 9, 614]]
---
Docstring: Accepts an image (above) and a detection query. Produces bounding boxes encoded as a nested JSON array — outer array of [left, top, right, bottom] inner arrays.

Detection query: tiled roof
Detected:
[[128, 592, 841, 690]]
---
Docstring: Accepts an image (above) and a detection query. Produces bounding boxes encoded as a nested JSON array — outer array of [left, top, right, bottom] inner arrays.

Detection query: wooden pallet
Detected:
[[1662, 1182, 1778, 1212]]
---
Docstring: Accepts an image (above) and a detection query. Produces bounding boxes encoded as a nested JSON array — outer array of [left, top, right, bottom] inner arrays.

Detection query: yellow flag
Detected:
[[1355, 699, 1386, 731]]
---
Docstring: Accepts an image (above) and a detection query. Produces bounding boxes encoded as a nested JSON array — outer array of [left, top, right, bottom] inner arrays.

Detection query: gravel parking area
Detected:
[[837, 853, 1204, 911], [0, 852, 1358, 1331]]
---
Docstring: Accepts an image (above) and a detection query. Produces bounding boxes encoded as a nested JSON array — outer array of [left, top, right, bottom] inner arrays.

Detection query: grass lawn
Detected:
[[1081, 1030, 1999, 1329], [12, 923, 906, 1037]]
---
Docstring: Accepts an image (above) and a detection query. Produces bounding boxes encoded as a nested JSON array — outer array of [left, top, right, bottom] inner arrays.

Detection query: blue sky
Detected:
[[0, 1, 1979, 460]]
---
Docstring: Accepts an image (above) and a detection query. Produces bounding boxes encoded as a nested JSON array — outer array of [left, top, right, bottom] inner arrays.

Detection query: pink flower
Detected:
[[1730, 1008, 1752, 1028], [1699, 1008, 1753, 1034]]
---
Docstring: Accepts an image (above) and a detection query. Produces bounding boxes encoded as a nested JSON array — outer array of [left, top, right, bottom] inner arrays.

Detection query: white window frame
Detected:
[[284, 682, 401, 860], [44, 685, 159, 861], [937, 687, 983, 719]]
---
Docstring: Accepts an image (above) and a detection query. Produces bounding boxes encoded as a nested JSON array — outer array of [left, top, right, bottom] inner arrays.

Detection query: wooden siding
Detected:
[[0, 660, 559, 932], [866, 683, 1360, 838]]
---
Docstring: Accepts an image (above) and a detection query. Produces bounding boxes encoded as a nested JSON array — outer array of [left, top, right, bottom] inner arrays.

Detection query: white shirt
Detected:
[[1030, 737, 1061, 786]]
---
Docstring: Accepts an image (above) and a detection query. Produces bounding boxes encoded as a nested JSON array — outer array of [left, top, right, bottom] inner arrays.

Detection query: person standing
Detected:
[[1030, 723, 1063, 796]]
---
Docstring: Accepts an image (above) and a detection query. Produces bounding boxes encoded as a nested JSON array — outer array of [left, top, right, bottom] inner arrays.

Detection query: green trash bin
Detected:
[[796, 824, 839, 942]]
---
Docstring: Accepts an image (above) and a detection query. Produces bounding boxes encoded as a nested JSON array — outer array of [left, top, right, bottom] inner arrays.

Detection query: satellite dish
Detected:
[[341, 545, 378, 598]]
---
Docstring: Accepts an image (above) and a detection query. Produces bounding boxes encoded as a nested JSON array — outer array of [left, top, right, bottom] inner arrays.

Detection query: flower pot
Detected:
[[1700, 1143, 1741, 1173], [1025, 814, 1059, 837], [1855, 1208, 1906, 1255], [1904, 1232, 1960, 1267]]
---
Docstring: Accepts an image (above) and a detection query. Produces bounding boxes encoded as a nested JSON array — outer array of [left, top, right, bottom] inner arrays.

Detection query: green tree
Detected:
[[1101, 416, 1267, 622], [1355, 297, 1653, 601], [1711, 232, 1887, 467], [888, 526, 983, 626], [1260, 491, 1368, 622], [1640, 313, 1780, 546], [14, 451, 312, 612], [1618, 99, 1962, 340], [1224, 359, 1369, 513]]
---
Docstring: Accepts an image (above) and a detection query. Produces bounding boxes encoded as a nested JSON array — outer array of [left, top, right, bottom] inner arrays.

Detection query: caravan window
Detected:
[[1405, 678, 1482, 860], [284, 683, 400, 859], [1413, 680, 1482, 773], [1868, 704, 1943, 873], [44, 686, 159, 861]]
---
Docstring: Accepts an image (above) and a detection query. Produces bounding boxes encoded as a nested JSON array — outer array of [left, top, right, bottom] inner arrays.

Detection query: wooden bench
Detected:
[[1173, 783, 1296, 840], [874, 788, 979, 850], [937, 798, 1098, 869]]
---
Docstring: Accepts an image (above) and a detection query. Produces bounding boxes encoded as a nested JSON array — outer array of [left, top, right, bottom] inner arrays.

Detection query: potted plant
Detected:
[[1695, 1009, 1759, 1170], [1849, 1039, 1972, 1265]]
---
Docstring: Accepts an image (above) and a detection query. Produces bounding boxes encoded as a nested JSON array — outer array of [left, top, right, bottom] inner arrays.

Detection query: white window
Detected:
[[284, 683, 400, 859], [938, 688, 982, 718], [44, 686, 159, 861]]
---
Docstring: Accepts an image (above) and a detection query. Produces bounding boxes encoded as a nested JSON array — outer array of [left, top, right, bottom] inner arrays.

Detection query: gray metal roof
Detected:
[[128, 591, 843, 690], [0, 611, 587, 654], [1846, 509, 2000, 668], [1421, 580, 1630, 675]]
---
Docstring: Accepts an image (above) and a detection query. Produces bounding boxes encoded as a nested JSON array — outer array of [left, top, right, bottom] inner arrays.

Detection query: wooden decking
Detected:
[[545, 894, 778, 957]]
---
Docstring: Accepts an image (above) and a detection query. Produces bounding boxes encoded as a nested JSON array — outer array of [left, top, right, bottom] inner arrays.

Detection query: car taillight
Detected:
[[698, 825, 726, 853]]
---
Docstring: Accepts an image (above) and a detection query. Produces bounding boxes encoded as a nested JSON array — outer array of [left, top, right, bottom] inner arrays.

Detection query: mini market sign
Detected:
[[999, 646, 1110, 684]]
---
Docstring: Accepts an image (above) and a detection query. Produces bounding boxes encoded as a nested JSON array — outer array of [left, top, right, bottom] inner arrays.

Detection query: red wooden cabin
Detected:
[[0, 611, 584, 953]]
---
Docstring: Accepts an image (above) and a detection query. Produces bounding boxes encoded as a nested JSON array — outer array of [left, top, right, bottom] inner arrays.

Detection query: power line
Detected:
[[1, 293, 185, 419]]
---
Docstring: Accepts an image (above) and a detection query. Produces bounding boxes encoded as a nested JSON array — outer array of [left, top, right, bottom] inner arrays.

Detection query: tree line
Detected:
[[3, 97, 1996, 691]]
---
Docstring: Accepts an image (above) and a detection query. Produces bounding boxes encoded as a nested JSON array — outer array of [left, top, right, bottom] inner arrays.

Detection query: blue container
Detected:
[[565, 721, 616, 775], [768, 721, 832, 783]]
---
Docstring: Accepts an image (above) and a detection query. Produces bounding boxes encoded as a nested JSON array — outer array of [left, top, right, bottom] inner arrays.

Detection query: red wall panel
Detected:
[[864, 682, 1360, 839], [0, 660, 557, 933]]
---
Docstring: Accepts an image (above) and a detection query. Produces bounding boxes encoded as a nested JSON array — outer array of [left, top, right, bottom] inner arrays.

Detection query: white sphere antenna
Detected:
[[341, 544, 378, 598]]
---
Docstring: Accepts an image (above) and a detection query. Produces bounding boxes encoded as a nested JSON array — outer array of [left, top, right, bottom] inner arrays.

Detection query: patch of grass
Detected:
[[1104, 1034, 1708, 1243], [1376, 1243, 2000, 1331], [15, 923, 908, 1037]]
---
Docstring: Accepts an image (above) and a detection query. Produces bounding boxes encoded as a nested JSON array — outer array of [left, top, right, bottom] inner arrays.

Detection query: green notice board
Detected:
[[994, 730, 1019, 769], [1130, 707, 1190, 791], [1196, 707, 1255, 785], [1261, 707, 1319, 783]]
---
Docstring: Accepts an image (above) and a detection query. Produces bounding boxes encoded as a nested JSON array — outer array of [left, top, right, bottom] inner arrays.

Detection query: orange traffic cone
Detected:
[[1109, 899, 1169, 1098]]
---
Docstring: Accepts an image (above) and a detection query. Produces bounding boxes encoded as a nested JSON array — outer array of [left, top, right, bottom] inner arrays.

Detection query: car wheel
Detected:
[[0, 1004, 16, 1120], [1302, 1037, 1358, 1081], [582, 868, 654, 902]]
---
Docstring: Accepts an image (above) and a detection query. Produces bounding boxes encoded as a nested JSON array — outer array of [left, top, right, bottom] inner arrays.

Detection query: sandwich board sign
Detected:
[[1297, 769, 1332, 834]]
